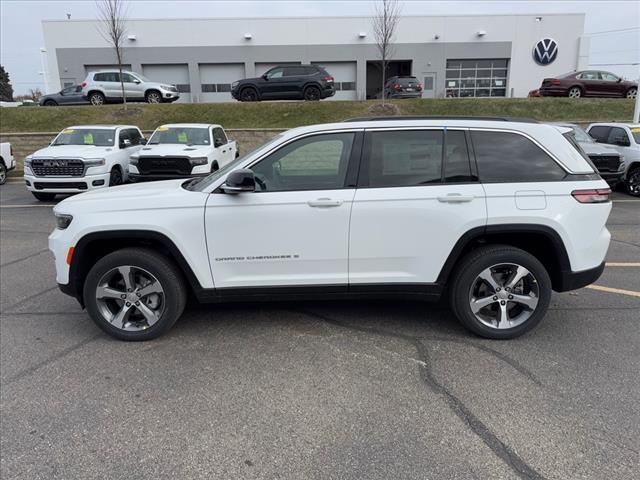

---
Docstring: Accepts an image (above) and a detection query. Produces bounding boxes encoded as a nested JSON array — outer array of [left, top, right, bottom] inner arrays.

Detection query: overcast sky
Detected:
[[1, 0, 638, 95]]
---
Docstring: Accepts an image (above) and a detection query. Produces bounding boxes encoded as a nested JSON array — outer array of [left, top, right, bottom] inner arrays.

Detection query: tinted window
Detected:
[[118, 129, 130, 147], [284, 66, 306, 76], [304, 66, 319, 75], [265, 68, 284, 79], [61, 86, 76, 95], [588, 126, 611, 143], [251, 133, 355, 192], [471, 131, 566, 183], [364, 130, 443, 187], [126, 128, 142, 146], [607, 127, 630, 146], [94, 72, 119, 82], [213, 128, 227, 146], [121, 73, 137, 83], [444, 130, 475, 182], [600, 72, 619, 82]]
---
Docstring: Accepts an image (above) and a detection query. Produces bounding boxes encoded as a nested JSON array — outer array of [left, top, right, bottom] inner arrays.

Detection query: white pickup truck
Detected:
[[0, 142, 16, 185], [128, 123, 238, 181], [24, 125, 145, 201]]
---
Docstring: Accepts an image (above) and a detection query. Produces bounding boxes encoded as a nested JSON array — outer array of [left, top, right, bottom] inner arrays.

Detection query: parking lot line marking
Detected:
[[612, 199, 640, 203], [0, 204, 55, 208], [586, 285, 640, 298], [606, 262, 640, 267]]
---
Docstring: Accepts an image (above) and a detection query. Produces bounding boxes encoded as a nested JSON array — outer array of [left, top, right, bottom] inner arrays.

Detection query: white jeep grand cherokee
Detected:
[[25, 125, 145, 201], [49, 117, 612, 341]]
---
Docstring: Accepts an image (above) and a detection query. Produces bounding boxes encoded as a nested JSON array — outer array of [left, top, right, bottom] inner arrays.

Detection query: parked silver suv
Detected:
[[81, 70, 180, 105]]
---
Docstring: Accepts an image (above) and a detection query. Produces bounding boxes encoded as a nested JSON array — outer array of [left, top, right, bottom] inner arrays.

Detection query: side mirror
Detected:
[[617, 78, 622, 83], [139, 138, 147, 145], [134, 80, 141, 84], [261, 74, 268, 80], [222, 169, 255, 194], [614, 136, 630, 147], [121, 138, 132, 148]]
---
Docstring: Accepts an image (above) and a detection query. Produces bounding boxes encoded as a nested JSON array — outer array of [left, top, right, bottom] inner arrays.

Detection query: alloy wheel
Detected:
[[304, 87, 320, 101], [90, 94, 104, 105], [568, 87, 581, 98], [627, 88, 637, 100], [628, 170, 640, 196], [0, 164, 6, 185], [240, 89, 257, 101], [468, 263, 540, 330], [95, 266, 165, 332], [110, 168, 123, 186], [147, 92, 161, 103]]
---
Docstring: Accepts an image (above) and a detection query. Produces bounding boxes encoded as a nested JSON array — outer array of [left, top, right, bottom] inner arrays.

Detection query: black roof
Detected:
[[343, 116, 539, 123]]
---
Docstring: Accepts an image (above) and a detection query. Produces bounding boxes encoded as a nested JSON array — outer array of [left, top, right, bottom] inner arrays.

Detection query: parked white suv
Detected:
[[586, 123, 640, 196], [129, 124, 238, 181], [0, 142, 16, 185], [25, 125, 145, 201], [81, 71, 180, 105], [50, 117, 612, 341]]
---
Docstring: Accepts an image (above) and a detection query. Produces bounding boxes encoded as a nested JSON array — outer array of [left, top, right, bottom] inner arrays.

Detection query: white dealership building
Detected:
[[42, 13, 589, 102]]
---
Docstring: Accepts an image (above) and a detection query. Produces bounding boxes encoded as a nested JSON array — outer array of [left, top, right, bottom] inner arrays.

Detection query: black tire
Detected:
[[567, 86, 582, 98], [449, 245, 552, 340], [31, 192, 56, 201], [626, 167, 640, 197], [145, 90, 162, 104], [89, 91, 105, 105], [43, 100, 58, 106], [626, 87, 637, 100], [83, 248, 187, 341], [303, 85, 321, 101], [239, 87, 259, 102], [0, 162, 6, 185], [109, 166, 123, 186], [211, 161, 219, 173]]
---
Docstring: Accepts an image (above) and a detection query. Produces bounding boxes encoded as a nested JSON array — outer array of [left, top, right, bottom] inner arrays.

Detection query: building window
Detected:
[[201, 83, 232, 93], [445, 59, 509, 98], [176, 84, 191, 93], [340, 82, 356, 91]]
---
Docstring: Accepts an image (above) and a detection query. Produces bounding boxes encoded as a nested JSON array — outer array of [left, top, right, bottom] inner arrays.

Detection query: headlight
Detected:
[[130, 154, 139, 165], [24, 155, 33, 166], [84, 158, 105, 166], [190, 157, 208, 166], [231, 81, 239, 89], [160, 84, 173, 90], [55, 213, 73, 230]]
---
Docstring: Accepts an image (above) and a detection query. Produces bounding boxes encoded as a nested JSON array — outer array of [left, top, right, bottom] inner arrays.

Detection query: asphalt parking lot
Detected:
[[1, 181, 639, 480]]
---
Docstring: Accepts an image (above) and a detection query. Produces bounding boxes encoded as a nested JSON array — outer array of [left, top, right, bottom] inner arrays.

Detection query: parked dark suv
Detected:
[[231, 65, 335, 102], [539, 70, 637, 99], [380, 76, 423, 99]]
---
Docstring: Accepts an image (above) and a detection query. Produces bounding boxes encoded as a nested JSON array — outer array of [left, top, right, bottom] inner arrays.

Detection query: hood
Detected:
[[31, 144, 116, 158], [137, 144, 212, 157], [54, 179, 208, 215], [578, 141, 621, 156]]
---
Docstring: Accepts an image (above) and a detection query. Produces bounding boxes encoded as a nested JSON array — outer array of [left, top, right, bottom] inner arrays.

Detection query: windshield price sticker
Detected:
[[62, 129, 75, 134], [177, 132, 188, 143], [157, 126, 169, 132], [83, 133, 94, 144]]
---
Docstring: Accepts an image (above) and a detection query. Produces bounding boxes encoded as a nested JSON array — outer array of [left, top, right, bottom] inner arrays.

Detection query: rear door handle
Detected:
[[437, 194, 475, 203], [307, 198, 343, 208]]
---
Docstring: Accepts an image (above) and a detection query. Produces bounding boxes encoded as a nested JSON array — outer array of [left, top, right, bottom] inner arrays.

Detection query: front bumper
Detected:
[[24, 172, 111, 193]]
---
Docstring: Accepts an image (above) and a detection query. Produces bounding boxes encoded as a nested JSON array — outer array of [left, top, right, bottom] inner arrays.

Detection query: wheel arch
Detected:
[[437, 224, 571, 292], [68, 230, 203, 306]]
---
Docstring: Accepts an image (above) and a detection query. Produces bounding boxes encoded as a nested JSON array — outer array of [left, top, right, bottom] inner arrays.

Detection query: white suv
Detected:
[[49, 117, 612, 341], [81, 71, 180, 105], [25, 125, 145, 201]]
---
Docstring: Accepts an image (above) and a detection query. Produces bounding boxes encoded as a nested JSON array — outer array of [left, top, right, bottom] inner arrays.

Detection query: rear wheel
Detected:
[[31, 192, 56, 201], [449, 245, 552, 339], [0, 163, 6, 185], [627, 167, 640, 197], [43, 100, 57, 106], [626, 87, 637, 100], [146, 90, 162, 103], [568, 87, 582, 98], [89, 92, 105, 105], [303, 86, 321, 101], [83, 248, 187, 341], [109, 167, 123, 186], [240, 87, 258, 102], [211, 161, 219, 173]]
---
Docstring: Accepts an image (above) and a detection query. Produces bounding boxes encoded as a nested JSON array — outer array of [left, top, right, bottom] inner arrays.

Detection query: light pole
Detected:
[[39, 47, 49, 93]]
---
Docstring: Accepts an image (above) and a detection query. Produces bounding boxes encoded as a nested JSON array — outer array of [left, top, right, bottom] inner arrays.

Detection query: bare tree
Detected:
[[372, 0, 401, 103], [96, 0, 128, 109]]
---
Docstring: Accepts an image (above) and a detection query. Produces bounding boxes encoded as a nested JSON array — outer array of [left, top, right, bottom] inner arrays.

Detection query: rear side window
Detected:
[[588, 126, 612, 143], [364, 130, 443, 187], [471, 131, 566, 183]]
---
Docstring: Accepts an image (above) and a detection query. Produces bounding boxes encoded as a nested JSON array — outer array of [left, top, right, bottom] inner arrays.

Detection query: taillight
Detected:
[[80, 82, 87, 88], [550, 79, 561, 85], [393, 83, 401, 89], [417, 83, 423, 90], [571, 188, 611, 203], [322, 75, 334, 82]]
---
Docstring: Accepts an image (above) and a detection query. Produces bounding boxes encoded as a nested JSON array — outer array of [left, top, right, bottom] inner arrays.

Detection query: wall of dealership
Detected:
[[42, 13, 588, 101]]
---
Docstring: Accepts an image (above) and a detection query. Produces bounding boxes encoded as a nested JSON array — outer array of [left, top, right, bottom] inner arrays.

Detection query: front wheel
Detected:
[[627, 167, 640, 197], [626, 87, 637, 100], [240, 88, 258, 102], [31, 192, 56, 201], [109, 167, 123, 186], [83, 248, 187, 341], [0, 163, 6, 185], [146, 90, 162, 103], [449, 245, 552, 339]]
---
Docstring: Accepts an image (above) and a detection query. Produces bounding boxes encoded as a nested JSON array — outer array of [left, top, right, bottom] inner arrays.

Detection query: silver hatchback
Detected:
[[81, 70, 180, 105]]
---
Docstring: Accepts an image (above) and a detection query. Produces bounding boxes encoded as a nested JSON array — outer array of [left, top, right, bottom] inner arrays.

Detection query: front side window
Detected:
[[363, 130, 443, 187], [148, 127, 211, 145], [213, 128, 227, 146], [600, 72, 619, 82], [265, 68, 284, 79], [127, 129, 142, 145], [588, 126, 611, 143], [471, 131, 566, 183], [122, 73, 138, 83], [61, 86, 76, 95], [251, 132, 355, 192], [52, 128, 115, 147]]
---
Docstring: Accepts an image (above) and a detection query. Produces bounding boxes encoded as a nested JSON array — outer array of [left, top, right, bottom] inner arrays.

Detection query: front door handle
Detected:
[[307, 198, 343, 208], [437, 194, 475, 203]]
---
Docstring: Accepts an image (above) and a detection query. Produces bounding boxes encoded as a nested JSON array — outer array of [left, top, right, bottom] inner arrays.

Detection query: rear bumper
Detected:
[[321, 86, 336, 99], [389, 92, 422, 99], [555, 261, 605, 292], [540, 87, 568, 96]]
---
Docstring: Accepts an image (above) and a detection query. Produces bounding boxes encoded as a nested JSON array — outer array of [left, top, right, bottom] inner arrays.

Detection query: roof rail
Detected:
[[343, 115, 539, 123]]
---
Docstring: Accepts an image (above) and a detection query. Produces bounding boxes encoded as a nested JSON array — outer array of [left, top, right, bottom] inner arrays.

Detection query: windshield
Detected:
[[189, 134, 285, 191], [569, 125, 595, 143], [631, 127, 640, 144], [149, 127, 211, 146], [52, 128, 115, 147]]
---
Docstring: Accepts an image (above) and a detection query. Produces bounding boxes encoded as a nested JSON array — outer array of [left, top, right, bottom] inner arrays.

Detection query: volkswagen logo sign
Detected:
[[533, 38, 558, 65]]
